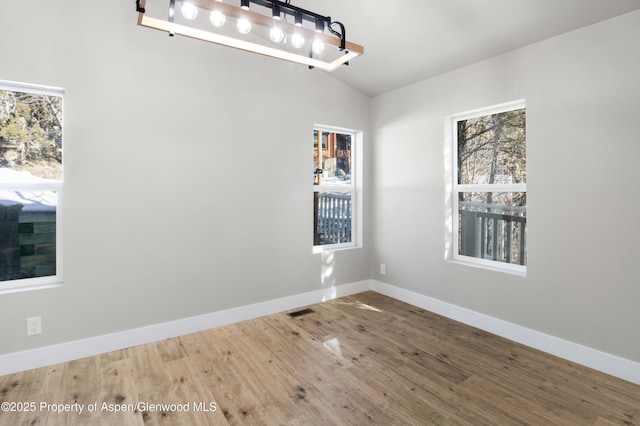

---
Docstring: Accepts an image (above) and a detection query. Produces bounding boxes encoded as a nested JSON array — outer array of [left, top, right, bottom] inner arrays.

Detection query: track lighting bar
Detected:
[[248, 0, 330, 29], [135, 0, 363, 71]]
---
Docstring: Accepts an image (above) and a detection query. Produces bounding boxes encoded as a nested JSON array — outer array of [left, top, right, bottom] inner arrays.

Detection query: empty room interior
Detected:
[[1, 0, 640, 424]]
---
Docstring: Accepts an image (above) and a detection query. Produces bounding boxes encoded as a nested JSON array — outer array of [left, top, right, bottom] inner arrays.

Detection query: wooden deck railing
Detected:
[[459, 202, 526, 265], [315, 193, 351, 244]]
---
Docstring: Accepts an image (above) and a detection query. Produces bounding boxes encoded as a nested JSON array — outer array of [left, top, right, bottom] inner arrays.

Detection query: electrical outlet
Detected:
[[380, 263, 386, 275], [27, 316, 42, 336]]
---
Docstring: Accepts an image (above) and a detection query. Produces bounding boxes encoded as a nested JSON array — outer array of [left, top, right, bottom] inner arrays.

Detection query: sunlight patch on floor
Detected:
[[322, 337, 342, 356], [335, 300, 382, 313]]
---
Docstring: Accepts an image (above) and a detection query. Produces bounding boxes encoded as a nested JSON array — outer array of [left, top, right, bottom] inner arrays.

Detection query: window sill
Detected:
[[0, 279, 63, 295], [448, 257, 527, 277], [313, 243, 359, 254]]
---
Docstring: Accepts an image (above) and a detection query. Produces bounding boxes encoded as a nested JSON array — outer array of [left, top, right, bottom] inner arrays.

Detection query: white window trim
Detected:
[[313, 124, 362, 253], [0, 80, 64, 294], [444, 99, 526, 276]]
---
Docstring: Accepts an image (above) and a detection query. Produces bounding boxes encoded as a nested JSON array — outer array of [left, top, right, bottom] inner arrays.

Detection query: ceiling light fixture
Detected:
[[135, 0, 364, 71]]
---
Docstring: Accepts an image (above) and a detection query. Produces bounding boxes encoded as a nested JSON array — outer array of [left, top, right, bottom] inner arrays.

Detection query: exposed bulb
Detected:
[[210, 10, 226, 27], [237, 18, 252, 34], [270, 27, 285, 43], [180, 2, 198, 20], [312, 39, 325, 55], [291, 33, 305, 49]]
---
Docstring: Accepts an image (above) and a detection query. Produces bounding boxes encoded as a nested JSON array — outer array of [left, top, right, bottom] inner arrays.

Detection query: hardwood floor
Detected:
[[1, 291, 638, 425]]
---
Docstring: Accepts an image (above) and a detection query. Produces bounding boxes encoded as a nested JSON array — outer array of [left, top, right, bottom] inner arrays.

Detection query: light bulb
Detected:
[[291, 33, 305, 49], [180, 2, 198, 20], [237, 18, 251, 34], [210, 10, 225, 27], [312, 39, 325, 55], [270, 27, 285, 43]]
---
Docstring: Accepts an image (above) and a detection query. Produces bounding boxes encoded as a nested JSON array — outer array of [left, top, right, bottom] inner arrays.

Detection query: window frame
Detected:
[[0, 80, 64, 294], [445, 99, 526, 276], [312, 124, 362, 253]]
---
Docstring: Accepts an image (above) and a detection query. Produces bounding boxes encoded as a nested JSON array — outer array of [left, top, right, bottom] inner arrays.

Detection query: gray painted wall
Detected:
[[370, 11, 640, 362], [0, 1, 370, 354]]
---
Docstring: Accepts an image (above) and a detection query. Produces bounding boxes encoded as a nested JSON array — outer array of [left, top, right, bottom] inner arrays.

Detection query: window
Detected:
[[0, 80, 63, 292], [447, 100, 526, 275], [313, 125, 361, 252]]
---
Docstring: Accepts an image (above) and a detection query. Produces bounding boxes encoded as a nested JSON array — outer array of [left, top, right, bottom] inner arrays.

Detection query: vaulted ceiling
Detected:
[[292, 0, 640, 97]]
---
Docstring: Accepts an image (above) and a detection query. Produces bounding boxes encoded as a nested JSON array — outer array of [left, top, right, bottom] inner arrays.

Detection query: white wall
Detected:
[[0, 1, 370, 354], [371, 10, 640, 362]]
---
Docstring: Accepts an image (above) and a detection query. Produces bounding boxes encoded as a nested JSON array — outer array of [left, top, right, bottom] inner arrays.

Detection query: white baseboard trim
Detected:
[[0, 280, 371, 377], [2, 279, 639, 386], [370, 280, 640, 386]]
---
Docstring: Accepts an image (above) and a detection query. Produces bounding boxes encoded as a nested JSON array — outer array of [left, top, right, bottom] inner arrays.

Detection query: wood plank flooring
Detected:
[[1, 291, 638, 425]]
